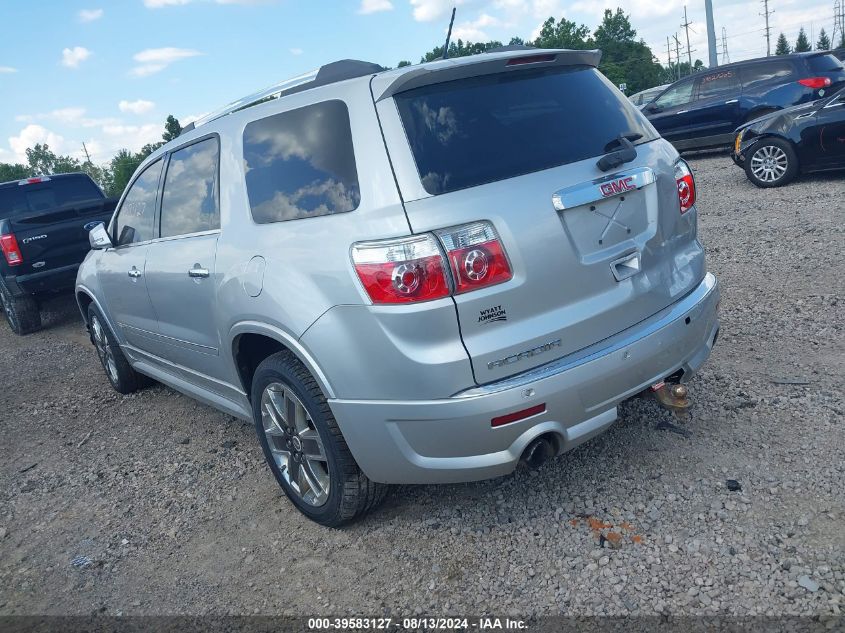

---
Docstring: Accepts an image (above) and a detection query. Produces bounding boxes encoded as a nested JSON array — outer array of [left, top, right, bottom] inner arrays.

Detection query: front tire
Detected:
[[251, 351, 388, 527], [87, 304, 148, 394], [0, 283, 41, 335], [745, 138, 798, 188]]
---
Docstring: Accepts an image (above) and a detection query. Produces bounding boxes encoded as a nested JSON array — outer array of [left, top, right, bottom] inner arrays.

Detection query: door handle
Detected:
[[725, 99, 739, 104], [128, 269, 142, 279], [188, 267, 210, 279]]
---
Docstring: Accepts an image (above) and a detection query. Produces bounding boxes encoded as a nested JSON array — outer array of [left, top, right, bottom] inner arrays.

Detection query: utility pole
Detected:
[[705, 0, 718, 67], [721, 27, 731, 64], [81, 142, 91, 164], [673, 34, 683, 78], [834, 0, 844, 48], [760, 0, 774, 56], [681, 6, 694, 70], [667, 37, 673, 79]]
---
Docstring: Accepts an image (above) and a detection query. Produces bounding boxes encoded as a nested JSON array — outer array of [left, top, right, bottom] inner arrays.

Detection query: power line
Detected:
[[760, 0, 775, 56]]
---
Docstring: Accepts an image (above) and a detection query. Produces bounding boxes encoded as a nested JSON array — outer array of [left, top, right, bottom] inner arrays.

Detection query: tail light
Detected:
[[798, 77, 831, 89], [674, 159, 696, 214], [351, 221, 513, 304], [351, 234, 450, 304], [0, 233, 23, 266], [435, 221, 512, 294]]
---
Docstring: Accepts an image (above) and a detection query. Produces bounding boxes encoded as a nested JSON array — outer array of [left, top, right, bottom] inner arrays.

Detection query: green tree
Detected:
[[794, 28, 811, 52], [107, 149, 142, 198], [24, 144, 81, 175], [162, 114, 182, 142], [775, 32, 791, 55], [419, 39, 504, 63], [397, 60, 412, 67], [0, 163, 30, 182], [531, 16, 590, 49], [816, 28, 831, 50], [508, 36, 525, 46], [589, 8, 663, 94]]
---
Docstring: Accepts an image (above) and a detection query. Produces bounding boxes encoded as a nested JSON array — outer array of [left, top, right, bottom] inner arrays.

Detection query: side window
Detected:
[[695, 70, 740, 100], [160, 137, 220, 238], [243, 100, 361, 224], [114, 159, 162, 246], [654, 81, 695, 108], [739, 61, 793, 90]]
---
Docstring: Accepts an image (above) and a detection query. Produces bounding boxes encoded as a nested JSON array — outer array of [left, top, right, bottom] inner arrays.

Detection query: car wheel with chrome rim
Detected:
[[251, 351, 388, 526], [744, 137, 798, 188], [86, 304, 149, 394]]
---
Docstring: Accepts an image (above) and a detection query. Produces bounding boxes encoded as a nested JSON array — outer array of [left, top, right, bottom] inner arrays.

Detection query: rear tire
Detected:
[[251, 351, 388, 527], [87, 304, 148, 394], [0, 283, 41, 335], [744, 137, 798, 188]]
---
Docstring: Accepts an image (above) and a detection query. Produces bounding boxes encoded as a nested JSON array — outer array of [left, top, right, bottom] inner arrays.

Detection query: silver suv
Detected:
[[76, 49, 720, 526]]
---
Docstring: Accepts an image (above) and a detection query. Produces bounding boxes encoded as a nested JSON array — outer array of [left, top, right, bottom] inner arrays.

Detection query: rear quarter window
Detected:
[[243, 100, 361, 224], [739, 61, 794, 90], [807, 54, 844, 73], [395, 66, 657, 196]]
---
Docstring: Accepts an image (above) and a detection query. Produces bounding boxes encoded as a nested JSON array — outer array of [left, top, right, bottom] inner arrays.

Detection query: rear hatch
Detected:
[[379, 58, 706, 384], [805, 53, 845, 92], [0, 175, 116, 274]]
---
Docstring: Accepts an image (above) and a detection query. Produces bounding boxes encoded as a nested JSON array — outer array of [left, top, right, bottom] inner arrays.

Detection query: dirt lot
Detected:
[[0, 154, 843, 617]]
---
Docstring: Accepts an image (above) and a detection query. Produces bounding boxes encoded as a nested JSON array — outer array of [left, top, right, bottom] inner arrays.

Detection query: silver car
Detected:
[[76, 49, 720, 526]]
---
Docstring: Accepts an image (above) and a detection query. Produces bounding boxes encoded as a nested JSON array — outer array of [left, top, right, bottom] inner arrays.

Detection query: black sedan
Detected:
[[732, 85, 845, 187]]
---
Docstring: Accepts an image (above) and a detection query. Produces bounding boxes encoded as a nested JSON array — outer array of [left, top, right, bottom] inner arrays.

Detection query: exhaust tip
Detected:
[[521, 434, 556, 470]]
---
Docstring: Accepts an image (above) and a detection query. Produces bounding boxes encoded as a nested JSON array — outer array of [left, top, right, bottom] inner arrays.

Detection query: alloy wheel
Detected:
[[261, 382, 330, 507], [750, 145, 788, 183], [91, 315, 119, 384]]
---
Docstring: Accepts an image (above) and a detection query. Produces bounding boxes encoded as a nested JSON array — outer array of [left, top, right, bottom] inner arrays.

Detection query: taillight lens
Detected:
[[435, 221, 512, 294], [674, 159, 696, 214], [798, 77, 831, 89], [0, 233, 23, 266], [351, 234, 450, 304]]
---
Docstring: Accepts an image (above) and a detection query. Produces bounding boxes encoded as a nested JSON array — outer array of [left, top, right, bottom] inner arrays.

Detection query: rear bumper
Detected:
[[330, 273, 720, 484], [4, 263, 80, 297]]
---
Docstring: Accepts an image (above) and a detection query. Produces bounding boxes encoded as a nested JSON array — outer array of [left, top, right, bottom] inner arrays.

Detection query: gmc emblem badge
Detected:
[[599, 176, 636, 198]]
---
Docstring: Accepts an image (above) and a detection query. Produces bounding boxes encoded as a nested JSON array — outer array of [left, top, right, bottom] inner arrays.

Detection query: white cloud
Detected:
[[101, 123, 162, 153], [452, 13, 501, 41], [9, 125, 65, 163], [0, 66, 17, 73], [410, 0, 470, 22], [131, 47, 201, 76], [119, 99, 156, 115], [359, 0, 393, 14], [61, 47, 92, 69], [51, 107, 87, 123], [78, 8, 104, 22], [289, 47, 303, 55]]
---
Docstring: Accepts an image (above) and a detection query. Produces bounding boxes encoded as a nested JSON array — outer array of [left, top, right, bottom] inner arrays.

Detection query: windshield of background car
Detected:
[[395, 66, 658, 196], [0, 176, 103, 215]]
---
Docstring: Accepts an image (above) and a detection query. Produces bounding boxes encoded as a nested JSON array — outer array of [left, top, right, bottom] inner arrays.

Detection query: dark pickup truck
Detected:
[[0, 173, 116, 334]]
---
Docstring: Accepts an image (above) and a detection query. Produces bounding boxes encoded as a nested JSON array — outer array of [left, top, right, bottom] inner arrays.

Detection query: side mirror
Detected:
[[644, 103, 662, 114], [88, 222, 112, 250]]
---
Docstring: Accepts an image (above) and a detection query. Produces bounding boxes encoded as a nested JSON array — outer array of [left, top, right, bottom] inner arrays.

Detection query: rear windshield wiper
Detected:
[[597, 132, 642, 172]]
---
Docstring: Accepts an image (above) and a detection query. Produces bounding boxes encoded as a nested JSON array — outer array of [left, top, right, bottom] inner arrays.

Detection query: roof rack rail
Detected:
[[182, 59, 384, 135]]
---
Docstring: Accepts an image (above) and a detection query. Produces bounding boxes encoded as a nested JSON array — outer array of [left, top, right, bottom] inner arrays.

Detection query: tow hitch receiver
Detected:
[[651, 381, 691, 412]]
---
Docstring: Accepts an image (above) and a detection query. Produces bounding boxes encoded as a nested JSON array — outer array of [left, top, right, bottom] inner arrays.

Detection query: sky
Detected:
[[0, 0, 836, 166]]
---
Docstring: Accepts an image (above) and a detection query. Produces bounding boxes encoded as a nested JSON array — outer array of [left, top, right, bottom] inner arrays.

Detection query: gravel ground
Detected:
[[0, 154, 843, 618]]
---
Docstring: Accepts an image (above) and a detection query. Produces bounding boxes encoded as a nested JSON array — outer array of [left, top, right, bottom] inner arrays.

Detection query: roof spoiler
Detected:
[[371, 48, 602, 102]]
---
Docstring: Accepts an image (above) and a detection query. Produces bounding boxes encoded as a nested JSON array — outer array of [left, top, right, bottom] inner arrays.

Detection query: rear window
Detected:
[[0, 176, 103, 215], [243, 100, 360, 224], [807, 54, 844, 73], [395, 66, 658, 196]]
